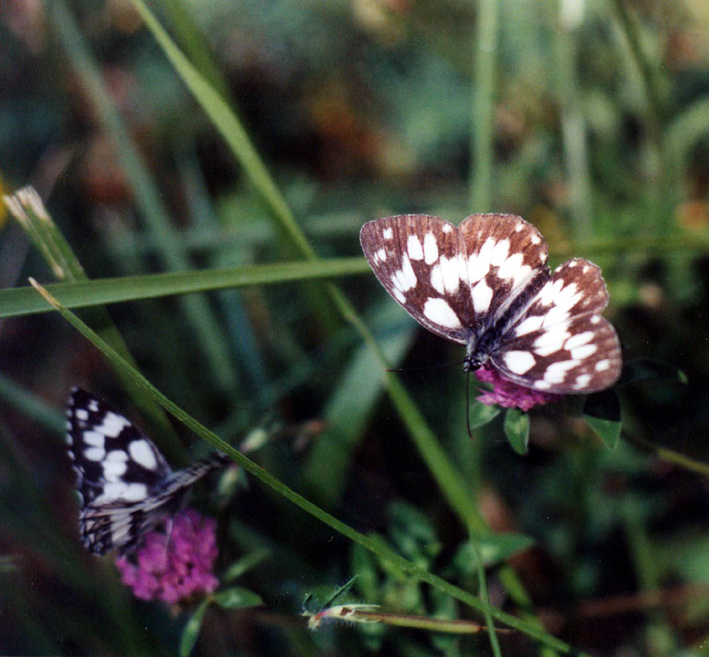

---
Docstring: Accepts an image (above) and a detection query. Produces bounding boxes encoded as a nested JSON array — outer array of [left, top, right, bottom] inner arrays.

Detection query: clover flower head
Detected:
[[475, 365, 561, 411], [116, 509, 219, 604]]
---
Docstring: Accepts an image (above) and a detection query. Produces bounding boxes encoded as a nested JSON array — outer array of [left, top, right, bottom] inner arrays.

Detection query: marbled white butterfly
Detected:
[[360, 214, 622, 393], [66, 388, 229, 555]]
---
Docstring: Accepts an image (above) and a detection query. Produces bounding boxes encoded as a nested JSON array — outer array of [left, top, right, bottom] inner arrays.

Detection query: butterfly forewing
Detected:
[[360, 215, 473, 344], [67, 388, 170, 508], [458, 214, 549, 330]]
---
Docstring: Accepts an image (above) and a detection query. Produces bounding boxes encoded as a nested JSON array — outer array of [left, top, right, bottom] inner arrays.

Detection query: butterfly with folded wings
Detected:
[[66, 388, 229, 555], [360, 214, 622, 393]]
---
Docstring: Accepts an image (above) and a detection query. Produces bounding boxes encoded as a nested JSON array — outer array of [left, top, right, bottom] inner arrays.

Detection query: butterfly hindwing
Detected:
[[493, 312, 622, 393], [360, 214, 473, 344], [491, 258, 621, 392]]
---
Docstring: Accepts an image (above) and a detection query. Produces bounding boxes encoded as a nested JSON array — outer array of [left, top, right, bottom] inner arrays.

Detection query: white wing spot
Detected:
[[515, 222, 524, 232], [503, 351, 536, 375], [407, 235, 424, 260], [401, 255, 417, 289], [590, 315, 601, 324], [423, 298, 462, 328], [83, 431, 105, 448], [530, 233, 541, 244], [490, 239, 510, 266], [84, 447, 106, 462], [497, 252, 523, 280], [543, 360, 576, 384], [595, 359, 611, 372], [467, 238, 495, 283], [472, 280, 493, 313], [376, 248, 386, 262], [76, 409, 89, 421], [392, 255, 417, 293], [439, 256, 460, 294], [565, 331, 594, 350], [392, 288, 405, 303], [534, 326, 570, 357], [514, 315, 544, 337], [442, 224, 453, 233], [574, 374, 592, 389], [112, 526, 129, 546], [97, 412, 129, 438], [423, 232, 439, 264], [383, 228, 393, 240], [430, 265, 444, 294], [100, 482, 148, 503], [103, 460, 127, 480], [129, 440, 158, 471], [571, 344, 597, 360], [534, 380, 552, 390], [106, 449, 129, 462]]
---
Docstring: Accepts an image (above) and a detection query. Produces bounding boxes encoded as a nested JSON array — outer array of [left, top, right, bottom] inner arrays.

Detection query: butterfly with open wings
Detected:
[[66, 388, 229, 555], [360, 214, 622, 394]]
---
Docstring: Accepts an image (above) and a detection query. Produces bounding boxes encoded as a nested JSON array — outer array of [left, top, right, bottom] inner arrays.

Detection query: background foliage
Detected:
[[2, 0, 709, 655]]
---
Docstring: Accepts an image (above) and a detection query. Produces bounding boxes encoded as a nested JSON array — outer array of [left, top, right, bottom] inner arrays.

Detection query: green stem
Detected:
[[625, 432, 709, 480], [470, 0, 499, 212], [309, 605, 515, 635]]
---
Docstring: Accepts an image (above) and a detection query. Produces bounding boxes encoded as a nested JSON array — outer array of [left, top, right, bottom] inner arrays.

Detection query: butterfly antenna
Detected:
[[466, 371, 473, 439], [387, 359, 467, 373]]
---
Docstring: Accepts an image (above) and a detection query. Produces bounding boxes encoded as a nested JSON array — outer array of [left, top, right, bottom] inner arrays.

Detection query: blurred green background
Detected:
[[2, 0, 709, 655]]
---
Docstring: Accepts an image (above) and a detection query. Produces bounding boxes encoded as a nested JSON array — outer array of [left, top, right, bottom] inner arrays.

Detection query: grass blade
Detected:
[[0, 258, 369, 319]]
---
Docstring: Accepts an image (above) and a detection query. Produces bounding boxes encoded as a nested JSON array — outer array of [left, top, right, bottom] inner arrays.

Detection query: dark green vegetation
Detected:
[[1, 1, 709, 655]]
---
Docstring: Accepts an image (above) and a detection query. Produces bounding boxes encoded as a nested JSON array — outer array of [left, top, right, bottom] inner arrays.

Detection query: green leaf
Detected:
[[179, 598, 210, 657], [0, 259, 369, 320], [454, 534, 536, 570], [303, 300, 416, 505], [583, 390, 622, 449], [504, 409, 530, 455], [212, 587, 264, 610], [468, 399, 501, 430], [618, 357, 687, 386]]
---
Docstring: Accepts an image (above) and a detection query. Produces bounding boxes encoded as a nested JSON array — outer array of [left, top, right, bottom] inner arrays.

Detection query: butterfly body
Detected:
[[360, 214, 622, 393], [66, 388, 229, 555]]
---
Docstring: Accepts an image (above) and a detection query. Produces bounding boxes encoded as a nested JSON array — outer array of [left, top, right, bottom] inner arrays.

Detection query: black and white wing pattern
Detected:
[[66, 388, 229, 555], [360, 214, 622, 394]]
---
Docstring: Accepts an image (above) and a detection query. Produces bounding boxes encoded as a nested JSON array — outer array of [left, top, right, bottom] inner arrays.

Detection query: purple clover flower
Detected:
[[475, 365, 561, 412], [116, 509, 219, 604]]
